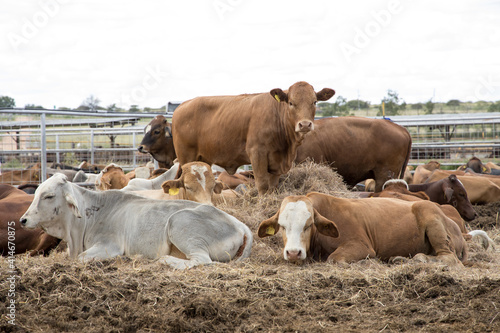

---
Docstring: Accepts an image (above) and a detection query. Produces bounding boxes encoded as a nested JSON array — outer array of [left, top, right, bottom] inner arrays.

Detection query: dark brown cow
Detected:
[[368, 179, 469, 237], [0, 184, 59, 256], [258, 193, 467, 266], [295, 117, 412, 192], [138, 115, 176, 169], [457, 157, 488, 174], [409, 174, 477, 221], [172, 81, 335, 194]]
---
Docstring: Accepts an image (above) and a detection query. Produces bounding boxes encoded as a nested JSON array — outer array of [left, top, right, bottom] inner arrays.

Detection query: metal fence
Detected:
[[1, 109, 499, 186]]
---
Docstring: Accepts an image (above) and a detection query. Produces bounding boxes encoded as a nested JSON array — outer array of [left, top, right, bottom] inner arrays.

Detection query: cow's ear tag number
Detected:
[[266, 226, 275, 235], [274, 94, 280, 103], [169, 188, 179, 195]]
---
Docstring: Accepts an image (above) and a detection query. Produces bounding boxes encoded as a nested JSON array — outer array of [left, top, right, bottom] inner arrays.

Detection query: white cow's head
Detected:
[[161, 161, 223, 205], [258, 195, 339, 262], [20, 173, 81, 239], [270, 81, 335, 134]]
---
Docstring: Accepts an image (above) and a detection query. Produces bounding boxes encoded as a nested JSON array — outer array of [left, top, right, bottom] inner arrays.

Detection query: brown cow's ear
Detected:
[[270, 88, 288, 103], [258, 212, 280, 238], [316, 88, 335, 101], [213, 181, 224, 194], [313, 209, 339, 238], [162, 179, 183, 195]]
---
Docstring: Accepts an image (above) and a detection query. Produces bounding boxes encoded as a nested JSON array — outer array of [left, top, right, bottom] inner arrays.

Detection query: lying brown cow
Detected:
[[295, 117, 412, 192], [0, 163, 41, 185], [138, 115, 176, 169], [368, 180, 469, 237], [95, 164, 129, 190], [0, 184, 59, 255], [426, 170, 500, 204], [172, 81, 335, 194], [408, 174, 477, 221], [412, 160, 441, 184], [258, 192, 467, 266], [216, 170, 254, 190]]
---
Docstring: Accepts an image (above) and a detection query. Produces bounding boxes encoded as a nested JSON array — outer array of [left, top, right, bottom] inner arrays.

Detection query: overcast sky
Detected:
[[1, 0, 499, 109]]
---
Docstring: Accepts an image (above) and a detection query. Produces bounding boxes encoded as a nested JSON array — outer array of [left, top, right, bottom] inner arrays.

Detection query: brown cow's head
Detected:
[[270, 81, 335, 134], [138, 115, 176, 168], [258, 195, 339, 263], [161, 162, 223, 205], [443, 175, 477, 221]]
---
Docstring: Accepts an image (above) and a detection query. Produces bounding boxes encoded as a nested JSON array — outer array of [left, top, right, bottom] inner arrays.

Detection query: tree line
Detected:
[[1, 92, 500, 116]]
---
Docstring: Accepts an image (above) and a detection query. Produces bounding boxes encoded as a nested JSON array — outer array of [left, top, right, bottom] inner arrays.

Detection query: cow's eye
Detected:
[[304, 224, 312, 231], [313, 101, 317, 105], [289, 102, 293, 107], [154, 130, 161, 135], [43, 195, 55, 200]]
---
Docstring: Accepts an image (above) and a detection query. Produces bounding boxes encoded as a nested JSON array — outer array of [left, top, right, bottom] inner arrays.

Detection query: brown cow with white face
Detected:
[[295, 117, 412, 192], [259, 192, 467, 266], [172, 81, 335, 194], [138, 115, 176, 169]]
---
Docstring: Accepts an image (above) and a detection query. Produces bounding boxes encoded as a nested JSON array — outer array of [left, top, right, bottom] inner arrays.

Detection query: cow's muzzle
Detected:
[[286, 249, 303, 261], [19, 218, 27, 227], [296, 120, 314, 133], [137, 145, 146, 153]]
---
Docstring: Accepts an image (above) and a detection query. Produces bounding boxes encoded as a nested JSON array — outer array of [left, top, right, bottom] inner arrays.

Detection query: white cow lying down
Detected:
[[20, 173, 253, 269]]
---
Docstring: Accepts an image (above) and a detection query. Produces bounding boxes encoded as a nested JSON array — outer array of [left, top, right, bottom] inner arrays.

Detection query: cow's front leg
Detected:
[[78, 243, 122, 262], [248, 150, 272, 195]]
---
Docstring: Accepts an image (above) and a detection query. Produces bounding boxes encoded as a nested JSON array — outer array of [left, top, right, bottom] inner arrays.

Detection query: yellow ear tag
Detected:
[[266, 226, 275, 235], [274, 94, 280, 102], [483, 167, 487, 172], [169, 188, 179, 195]]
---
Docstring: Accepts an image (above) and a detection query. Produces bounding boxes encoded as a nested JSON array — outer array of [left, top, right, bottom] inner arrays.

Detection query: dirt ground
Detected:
[[1, 163, 499, 333]]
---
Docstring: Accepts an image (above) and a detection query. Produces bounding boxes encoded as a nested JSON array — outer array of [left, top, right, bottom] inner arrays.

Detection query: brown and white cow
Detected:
[[295, 117, 412, 192], [0, 184, 59, 256], [131, 162, 224, 205], [258, 192, 467, 266], [138, 115, 176, 169], [172, 81, 335, 195]]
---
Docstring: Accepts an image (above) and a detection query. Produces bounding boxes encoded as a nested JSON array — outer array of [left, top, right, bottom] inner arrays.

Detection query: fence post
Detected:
[[132, 131, 137, 168], [41, 112, 47, 182], [90, 129, 95, 164], [56, 134, 60, 163]]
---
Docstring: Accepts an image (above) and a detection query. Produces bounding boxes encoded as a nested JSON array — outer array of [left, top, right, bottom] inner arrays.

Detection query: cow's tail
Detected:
[[399, 129, 412, 179], [468, 230, 495, 251], [235, 225, 254, 262]]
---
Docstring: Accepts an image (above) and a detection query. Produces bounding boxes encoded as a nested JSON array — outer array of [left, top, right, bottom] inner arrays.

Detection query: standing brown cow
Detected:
[[295, 117, 412, 192], [138, 115, 176, 169], [172, 81, 335, 194]]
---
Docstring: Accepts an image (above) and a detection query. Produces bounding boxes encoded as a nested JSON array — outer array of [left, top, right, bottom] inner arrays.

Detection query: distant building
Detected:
[[166, 101, 183, 118]]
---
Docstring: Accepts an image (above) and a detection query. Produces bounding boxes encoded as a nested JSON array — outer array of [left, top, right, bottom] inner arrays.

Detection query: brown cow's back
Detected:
[[295, 117, 411, 192]]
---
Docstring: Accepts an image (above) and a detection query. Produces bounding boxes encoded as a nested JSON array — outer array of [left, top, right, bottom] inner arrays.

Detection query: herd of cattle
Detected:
[[1, 81, 499, 269]]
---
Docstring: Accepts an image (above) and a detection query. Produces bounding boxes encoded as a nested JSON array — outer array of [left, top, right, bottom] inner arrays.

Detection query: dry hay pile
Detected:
[[1, 162, 500, 333]]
